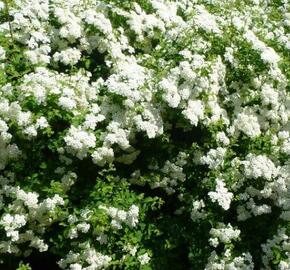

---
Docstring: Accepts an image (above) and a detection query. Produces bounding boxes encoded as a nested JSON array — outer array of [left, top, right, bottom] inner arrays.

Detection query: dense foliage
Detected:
[[0, 0, 289, 269]]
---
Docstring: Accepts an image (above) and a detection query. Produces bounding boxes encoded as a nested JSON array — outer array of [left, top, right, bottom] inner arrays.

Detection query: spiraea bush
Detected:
[[0, 0, 289, 269]]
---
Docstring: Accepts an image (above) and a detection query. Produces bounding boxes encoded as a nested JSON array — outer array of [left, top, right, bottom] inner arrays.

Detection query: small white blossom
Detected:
[[208, 179, 233, 210], [138, 253, 150, 265]]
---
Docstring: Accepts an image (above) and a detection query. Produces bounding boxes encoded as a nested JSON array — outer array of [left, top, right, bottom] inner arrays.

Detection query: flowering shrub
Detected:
[[0, 0, 289, 269]]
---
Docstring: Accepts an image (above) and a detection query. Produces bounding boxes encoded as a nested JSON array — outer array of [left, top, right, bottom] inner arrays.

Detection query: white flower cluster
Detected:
[[92, 146, 114, 167], [193, 5, 221, 34], [0, 174, 64, 255], [149, 152, 188, 194], [234, 111, 261, 138], [205, 251, 254, 270], [191, 199, 206, 222], [138, 252, 151, 265], [209, 223, 240, 247], [208, 179, 233, 210], [0, 214, 26, 242], [65, 209, 94, 240], [201, 148, 227, 169], [99, 204, 139, 230], [53, 48, 81, 66], [64, 126, 96, 159], [261, 228, 290, 270], [243, 154, 277, 180], [58, 242, 112, 270], [244, 30, 280, 65]]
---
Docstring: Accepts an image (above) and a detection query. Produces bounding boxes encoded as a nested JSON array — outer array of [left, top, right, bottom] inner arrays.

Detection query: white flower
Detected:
[[127, 204, 139, 228], [53, 48, 81, 65], [182, 100, 204, 126], [24, 125, 38, 137], [133, 107, 163, 139], [83, 114, 105, 129], [76, 223, 90, 233], [123, 244, 137, 256], [160, 78, 180, 108], [16, 188, 39, 208], [0, 213, 27, 240], [116, 210, 127, 221], [59, 22, 82, 41], [138, 253, 150, 265], [39, 194, 64, 211], [105, 58, 146, 101], [243, 154, 277, 180], [64, 126, 96, 159], [260, 47, 280, 65], [194, 5, 221, 34], [58, 97, 77, 110], [70, 263, 82, 270], [201, 147, 227, 169], [261, 84, 279, 107], [99, 204, 139, 229], [208, 179, 233, 210], [36, 116, 49, 129], [281, 140, 290, 155], [7, 230, 19, 242], [191, 199, 206, 221], [17, 111, 32, 127], [92, 147, 114, 166], [224, 47, 234, 64], [30, 237, 48, 252], [68, 228, 78, 239], [83, 10, 113, 35], [209, 223, 240, 245], [216, 132, 230, 145], [68, 215, 78, 224], [235, 112, 261, 138]]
